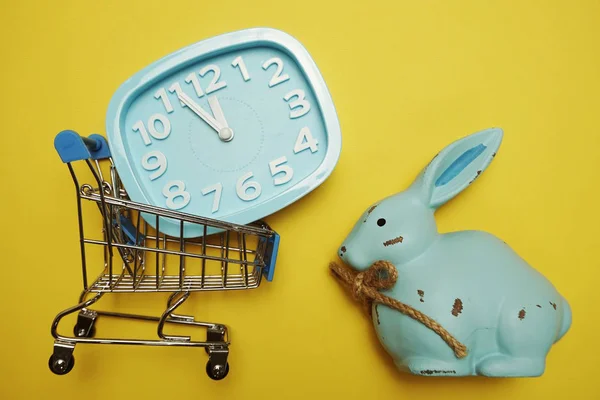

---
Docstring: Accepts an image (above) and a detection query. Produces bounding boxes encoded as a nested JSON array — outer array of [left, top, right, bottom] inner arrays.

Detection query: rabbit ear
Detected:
[[415, 128, 503, 209]]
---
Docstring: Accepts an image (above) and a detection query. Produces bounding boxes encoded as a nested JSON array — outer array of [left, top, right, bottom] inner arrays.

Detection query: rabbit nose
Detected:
[[339, 246, 347, 257]]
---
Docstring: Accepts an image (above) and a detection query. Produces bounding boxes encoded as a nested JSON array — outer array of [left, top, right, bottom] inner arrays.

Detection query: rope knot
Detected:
[[351, 260, 398, 301], [363, 260, 399, 290], [330, 260, 468, 359]]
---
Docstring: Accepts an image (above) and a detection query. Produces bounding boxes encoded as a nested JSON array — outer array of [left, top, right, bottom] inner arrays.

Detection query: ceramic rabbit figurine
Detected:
[[337, 128, 571, 377]]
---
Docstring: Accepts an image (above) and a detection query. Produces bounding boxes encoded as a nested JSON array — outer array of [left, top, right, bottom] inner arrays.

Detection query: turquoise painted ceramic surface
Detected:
[[338, 128, 571, 377], [106, 28, 341, 237]]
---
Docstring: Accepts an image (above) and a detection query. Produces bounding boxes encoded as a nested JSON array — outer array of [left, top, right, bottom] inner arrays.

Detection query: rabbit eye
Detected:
[[377, 218, 386, 227]]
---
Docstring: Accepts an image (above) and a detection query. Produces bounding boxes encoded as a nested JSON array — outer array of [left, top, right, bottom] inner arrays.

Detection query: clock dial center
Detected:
[[219, 127, 234, 142], [187, 97, 264, 173]]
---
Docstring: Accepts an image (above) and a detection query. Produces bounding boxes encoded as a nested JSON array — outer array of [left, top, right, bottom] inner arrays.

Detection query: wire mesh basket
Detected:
[[48, 130, 279, 380]]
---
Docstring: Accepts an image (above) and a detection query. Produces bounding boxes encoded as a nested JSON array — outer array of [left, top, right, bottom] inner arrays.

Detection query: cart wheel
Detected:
[[49, 354, 75, 375], [73, 324, 96, 338], [206, 360, 229, 380]]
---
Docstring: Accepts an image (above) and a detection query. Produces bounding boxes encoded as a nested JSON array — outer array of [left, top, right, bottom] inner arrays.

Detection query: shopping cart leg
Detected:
[[165, 291, 195, 322], [74, 309, 98, 338], [157, 291, 192, 341], [206, 344, 229, 381], [205, 324, 229, 380], [49, 341, 75, 375], [206, 324, 226, 343]]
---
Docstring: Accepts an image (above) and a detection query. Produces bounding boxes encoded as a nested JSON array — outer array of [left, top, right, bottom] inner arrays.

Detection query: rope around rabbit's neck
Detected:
[[329, 260, 468, 359]]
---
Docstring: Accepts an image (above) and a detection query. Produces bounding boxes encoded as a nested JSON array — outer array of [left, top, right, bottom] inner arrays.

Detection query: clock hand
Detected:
[[177, 92, 222, 132], [208, 96, 234, 141], [177, 92, 234, 142]]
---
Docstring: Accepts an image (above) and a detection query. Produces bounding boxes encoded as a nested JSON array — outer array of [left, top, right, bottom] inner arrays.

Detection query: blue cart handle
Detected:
[[54, 130, 111, 163]]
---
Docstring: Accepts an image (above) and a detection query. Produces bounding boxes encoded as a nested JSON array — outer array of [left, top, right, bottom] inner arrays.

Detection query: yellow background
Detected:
[[1, 0, 598, 398]]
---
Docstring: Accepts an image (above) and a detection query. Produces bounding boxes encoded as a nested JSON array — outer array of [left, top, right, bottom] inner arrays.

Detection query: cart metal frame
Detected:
[[49, 131, 279, 380]]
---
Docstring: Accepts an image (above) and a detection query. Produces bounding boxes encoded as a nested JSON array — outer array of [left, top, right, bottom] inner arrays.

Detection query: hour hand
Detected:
[[208, 96, 234, 141], [177, 93, 234, 142]]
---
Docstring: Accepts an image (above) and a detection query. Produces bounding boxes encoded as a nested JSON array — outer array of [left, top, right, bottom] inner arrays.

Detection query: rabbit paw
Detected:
[[476, 355, 545, 377]]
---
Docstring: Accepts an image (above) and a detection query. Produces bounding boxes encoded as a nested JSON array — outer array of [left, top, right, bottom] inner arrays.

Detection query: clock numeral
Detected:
[[199, 64, 227, 94], [269, 156, 294, 186], [155, 64, 226, 114], [232, 56, 251, 81], [162, 180, 191, 210], [168, 82, 186, 106], [141, 150, 167, 180], [283, 89, 311, 119], [132, 114, 171, 145], [294, 127, 318, 154], [236, 172, 262, 201], [185, 72, 205, 97], [154, 88, 174, 113], [131, 120, 152, 145], [262, 57, 290, 88], [201, 182, 223, 213]]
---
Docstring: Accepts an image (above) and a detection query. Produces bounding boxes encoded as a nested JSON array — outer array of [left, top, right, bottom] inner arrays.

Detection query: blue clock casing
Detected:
[[106, 28, 341, 237]]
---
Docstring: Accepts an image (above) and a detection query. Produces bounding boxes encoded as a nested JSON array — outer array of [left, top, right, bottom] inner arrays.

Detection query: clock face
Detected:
[[106, 28, 341, 237]]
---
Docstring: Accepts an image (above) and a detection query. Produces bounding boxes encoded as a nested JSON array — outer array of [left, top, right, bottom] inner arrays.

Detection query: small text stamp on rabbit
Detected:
[[331, 128, 571, 377]]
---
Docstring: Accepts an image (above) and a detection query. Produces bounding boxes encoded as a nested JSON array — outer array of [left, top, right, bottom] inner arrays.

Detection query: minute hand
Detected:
[[177, 92, 223, 132]]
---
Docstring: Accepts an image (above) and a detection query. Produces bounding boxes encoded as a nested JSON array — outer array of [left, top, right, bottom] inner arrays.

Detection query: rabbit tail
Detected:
[[556, 296, 572, 343]]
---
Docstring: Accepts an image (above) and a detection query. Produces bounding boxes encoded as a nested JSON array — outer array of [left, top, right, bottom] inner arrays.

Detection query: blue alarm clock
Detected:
[[106, 28, 341, 237]]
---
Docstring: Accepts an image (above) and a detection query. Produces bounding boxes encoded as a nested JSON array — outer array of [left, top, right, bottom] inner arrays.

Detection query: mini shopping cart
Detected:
[[49, 130, 280, 380]]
